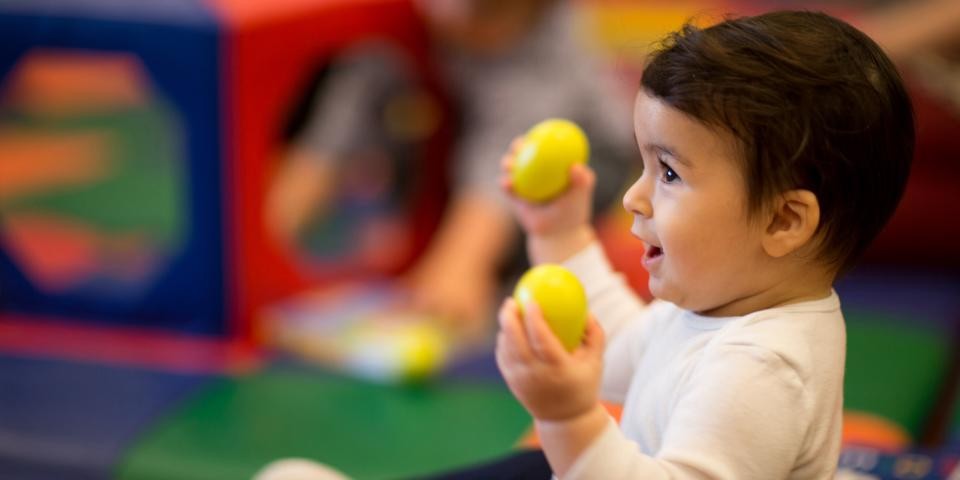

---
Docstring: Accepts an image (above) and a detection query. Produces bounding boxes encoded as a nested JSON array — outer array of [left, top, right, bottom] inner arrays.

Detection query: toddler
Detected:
[[496, 10, 915, 479]]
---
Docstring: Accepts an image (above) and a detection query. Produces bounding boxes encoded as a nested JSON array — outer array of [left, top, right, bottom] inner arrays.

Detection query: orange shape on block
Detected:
[[3, 49, 148, 115], [0, 214, 102, 291], [0, 130, 111, 200]]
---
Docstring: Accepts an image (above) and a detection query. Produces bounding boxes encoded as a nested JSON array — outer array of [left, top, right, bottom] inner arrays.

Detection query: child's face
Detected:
[[624, 90, 770, 315]]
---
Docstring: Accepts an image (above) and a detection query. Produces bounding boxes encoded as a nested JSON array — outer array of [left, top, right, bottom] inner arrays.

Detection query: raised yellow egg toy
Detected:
[[511, 119, 590, 202], [513, 264, 588, 352]]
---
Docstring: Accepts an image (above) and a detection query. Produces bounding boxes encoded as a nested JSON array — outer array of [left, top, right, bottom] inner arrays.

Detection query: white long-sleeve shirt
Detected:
[[559, 243, 846, 479]]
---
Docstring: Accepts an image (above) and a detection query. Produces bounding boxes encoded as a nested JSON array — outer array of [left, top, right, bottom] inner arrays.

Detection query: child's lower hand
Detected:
[[500, 138, 598, 263], [495, 297, 605, 422]]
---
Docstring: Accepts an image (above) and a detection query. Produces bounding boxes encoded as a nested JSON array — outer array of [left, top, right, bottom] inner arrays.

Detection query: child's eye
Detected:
[[659, 160, 681, 184]]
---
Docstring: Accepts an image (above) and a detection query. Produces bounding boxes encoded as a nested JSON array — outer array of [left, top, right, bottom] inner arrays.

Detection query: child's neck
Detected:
[[696, 264, 835, 318]]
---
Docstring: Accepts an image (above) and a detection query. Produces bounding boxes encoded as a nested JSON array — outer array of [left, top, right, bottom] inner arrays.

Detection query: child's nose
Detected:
[[622, 176, 652, 218]]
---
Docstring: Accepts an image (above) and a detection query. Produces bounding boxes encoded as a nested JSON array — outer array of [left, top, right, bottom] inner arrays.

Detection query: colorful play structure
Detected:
[[0, 0, 958, 479]]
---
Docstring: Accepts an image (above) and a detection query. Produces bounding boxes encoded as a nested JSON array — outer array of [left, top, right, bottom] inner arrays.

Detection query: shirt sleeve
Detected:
[[563, 242, 648, 403], [563, 345, 810, 480]]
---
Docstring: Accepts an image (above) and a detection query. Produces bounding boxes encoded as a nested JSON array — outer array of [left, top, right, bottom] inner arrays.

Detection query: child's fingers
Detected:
[[576, 315, 606, 360], [500, 154, 516, 174], [497, 298, 533, 362], [500, 137, 524, 171], [509, 136, 525, 154], [494, 330, 511, 372], [498, 297, 520, 329], [521, 301, 566, 363]]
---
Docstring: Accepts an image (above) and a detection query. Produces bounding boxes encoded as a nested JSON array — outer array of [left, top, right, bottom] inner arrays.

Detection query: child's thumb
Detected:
[[569, 163, 597, 191]]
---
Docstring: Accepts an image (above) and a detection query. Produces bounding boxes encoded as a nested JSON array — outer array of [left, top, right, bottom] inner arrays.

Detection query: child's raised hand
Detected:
[[495, 297, 605, 422], [500, 137, 599, 263], [500, 138, 597, 238]]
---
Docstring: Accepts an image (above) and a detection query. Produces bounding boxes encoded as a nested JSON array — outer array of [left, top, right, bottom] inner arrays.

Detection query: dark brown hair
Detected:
[[641, 10, 915, 275]]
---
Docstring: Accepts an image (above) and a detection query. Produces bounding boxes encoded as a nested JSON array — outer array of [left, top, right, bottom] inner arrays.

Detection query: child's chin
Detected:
[[647, 279, 670, 301], [648, 280, 691, 309]]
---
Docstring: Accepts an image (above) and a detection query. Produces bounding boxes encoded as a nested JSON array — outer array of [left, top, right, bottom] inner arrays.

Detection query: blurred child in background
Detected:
[[857, 0, 960, 67], [266, 0, 635, 336]]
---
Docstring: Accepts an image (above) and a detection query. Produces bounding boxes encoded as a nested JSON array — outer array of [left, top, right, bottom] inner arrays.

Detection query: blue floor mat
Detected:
[[0, 354, 212, 480], [836, 267, 960, 329]]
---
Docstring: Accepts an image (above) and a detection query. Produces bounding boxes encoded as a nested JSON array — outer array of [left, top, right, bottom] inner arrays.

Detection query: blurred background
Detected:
[[0, 0, 958, 479]]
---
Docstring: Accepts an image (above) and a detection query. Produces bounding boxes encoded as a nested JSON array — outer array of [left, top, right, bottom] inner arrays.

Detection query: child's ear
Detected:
[[762, 189, 820, 258]]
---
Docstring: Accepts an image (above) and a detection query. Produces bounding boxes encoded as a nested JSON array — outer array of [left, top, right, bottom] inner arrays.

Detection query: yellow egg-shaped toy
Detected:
[[511, 119, 590, 202], [513, 264, 588, 352], [397, 322, 448, 381], [345, 320, 448, 383]]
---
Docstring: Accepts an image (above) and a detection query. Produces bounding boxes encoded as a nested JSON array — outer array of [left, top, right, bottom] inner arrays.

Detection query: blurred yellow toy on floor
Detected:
[[262, 282, 451, 384]]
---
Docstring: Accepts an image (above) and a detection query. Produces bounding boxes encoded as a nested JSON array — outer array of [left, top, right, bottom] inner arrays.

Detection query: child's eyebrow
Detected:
[[645, 143, 692, 168]]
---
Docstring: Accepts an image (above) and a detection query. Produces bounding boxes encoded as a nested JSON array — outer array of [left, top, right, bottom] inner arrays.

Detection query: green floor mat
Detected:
[[949, 363, 960, 443], [116, 369, 531, 480], [844, 310, 952, 439]]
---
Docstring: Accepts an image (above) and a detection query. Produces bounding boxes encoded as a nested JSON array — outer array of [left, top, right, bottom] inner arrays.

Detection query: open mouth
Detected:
[[645, 245, 664, 260]]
